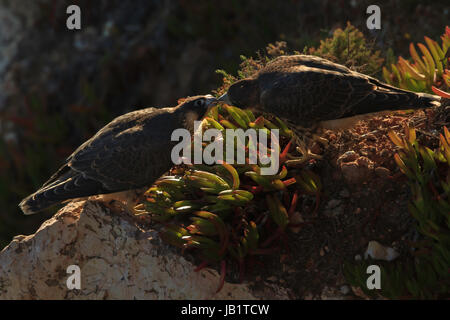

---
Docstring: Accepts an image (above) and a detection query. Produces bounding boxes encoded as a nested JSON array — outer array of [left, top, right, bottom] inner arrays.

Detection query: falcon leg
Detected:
[[284, 134, 323, 167], [311, 133, 329, 147], [102, 199, 129, 214], [93, 189, 146, 216], [290, 123, 329, 146], [283, 121, 330, 166]]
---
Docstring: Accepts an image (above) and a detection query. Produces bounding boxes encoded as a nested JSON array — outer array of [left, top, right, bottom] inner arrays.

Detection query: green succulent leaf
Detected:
[[266, 194, 289, 230]]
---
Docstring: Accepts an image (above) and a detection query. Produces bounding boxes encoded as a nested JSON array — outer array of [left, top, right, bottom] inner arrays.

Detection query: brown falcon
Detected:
[[219, 55, 441, 130], [19, 95, 217, 215]]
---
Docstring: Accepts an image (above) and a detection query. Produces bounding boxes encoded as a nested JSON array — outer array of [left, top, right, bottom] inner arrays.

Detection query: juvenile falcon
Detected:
[[219, 55, 441, 129], [19, 95, 217, 215]]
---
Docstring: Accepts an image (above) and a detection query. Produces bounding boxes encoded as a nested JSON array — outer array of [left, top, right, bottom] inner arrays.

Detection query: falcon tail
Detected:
[[19, 173, 106, 215], [415, 92, 442, 108], [19, 191, 62, 215], [350, 84, 441, 117]]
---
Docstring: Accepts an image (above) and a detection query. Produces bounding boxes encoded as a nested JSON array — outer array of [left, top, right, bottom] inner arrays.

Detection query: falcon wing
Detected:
[[258, 66, 376, 123], [42, 107, 174, 193], [20, 107, 183, 215], [67, 109, 176, 191], [264, 55, 353, 74], [41, 107, 159, 189]]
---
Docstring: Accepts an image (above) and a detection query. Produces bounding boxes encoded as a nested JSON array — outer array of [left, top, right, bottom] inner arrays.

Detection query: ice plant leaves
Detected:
[[388, 130, 404, 148], [383, 26, 450, 94], [347, 125, 450, 299], [160, 225, 189, 248], [431, 85, 450, 98], [139, 104, 322, 291], [296, 170, 322, 195], [266, 194, 289, 230], [220, 162, 240, 190], [186, 170, 230, 194]]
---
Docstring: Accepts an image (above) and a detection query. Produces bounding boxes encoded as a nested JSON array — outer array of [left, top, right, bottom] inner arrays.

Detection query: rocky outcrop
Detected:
[[0, 200, 289, 299], [337, 151, 375, 184]]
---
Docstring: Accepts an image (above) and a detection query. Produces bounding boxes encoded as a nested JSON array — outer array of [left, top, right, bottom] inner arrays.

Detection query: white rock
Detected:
[[337, 151, 359, 166], [364, 241, 399, 261], [0, 200, 289, 300], [340, 285, 350, 295]]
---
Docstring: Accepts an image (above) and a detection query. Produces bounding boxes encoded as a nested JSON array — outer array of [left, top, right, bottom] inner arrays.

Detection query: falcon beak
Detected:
[[204, 94, 219, 113], [204, 94, 217, 107], [218, 93, 232, 105]]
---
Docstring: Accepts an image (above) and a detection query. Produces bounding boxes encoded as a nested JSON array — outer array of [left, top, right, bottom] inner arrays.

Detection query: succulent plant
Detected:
[[136, 104, 322, 291], [307, 22, 384, 76], [383, 26, 450, 97], [344, 125, 450, 299]]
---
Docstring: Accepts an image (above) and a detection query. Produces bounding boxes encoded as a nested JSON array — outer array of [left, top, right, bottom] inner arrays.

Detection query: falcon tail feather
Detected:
[[19, 193, 58, 215], [19, 175, 106, 215], [415, 92, 442, 108], [349, 89, 441, 117]]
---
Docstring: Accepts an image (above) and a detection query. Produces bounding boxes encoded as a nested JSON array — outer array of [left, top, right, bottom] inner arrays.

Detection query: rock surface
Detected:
[[339, 153, 375, 184], [364, 240, 399, 262], [0, 200, 288, 299]]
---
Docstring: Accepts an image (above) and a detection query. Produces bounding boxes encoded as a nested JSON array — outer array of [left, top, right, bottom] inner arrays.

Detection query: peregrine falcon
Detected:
[[19, 95, 217, 215], [219, 55, 441, 129]]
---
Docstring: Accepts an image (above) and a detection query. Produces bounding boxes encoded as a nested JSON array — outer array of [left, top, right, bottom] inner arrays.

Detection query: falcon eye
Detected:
[[194, 99, 205, 108]]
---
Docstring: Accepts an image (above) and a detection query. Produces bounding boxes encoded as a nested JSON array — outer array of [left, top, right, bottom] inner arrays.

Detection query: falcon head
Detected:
[[219, 79, 259, 109], [177, 94, 217, 131]]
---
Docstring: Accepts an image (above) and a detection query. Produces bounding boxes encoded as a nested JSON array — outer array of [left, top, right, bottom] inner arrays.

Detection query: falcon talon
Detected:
[[311, 134, 329, 147], [284, 143, 323, 167], [285, 158, 310, 167]]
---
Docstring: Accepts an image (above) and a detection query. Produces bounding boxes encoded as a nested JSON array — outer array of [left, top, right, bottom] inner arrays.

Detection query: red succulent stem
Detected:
[[279, 139, 293, 163], [261, 227, 283, 248], [283, 177, 297, 187], [194, 261, 209, 272], [216, 260, 227, 293], [288, 191, 299, 216], [242, 184, 264, 194]]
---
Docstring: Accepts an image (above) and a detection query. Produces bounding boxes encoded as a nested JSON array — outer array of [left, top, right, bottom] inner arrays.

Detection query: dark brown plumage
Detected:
[[220, 55, 441, 128], [19, 95, 216, 215]]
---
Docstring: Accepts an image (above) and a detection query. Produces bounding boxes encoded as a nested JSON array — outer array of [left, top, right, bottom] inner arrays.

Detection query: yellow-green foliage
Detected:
[[307, 22, 384, 76], [383, 26, 450, 95], [344, 126, 450, 299], [215, 41, 287, 97]]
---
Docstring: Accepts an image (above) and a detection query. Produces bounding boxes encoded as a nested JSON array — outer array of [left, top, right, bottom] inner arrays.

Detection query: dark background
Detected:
[[0, 0, 448, 248]]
